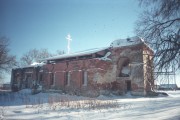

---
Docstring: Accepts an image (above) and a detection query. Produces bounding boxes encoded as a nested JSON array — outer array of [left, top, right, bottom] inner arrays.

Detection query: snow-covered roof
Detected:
[[30, 62, 45, 67], [46, 47, 109, 61], [17, 62, 46, 69], [46, 36, 152, 61], [110, 36, 144, 48]]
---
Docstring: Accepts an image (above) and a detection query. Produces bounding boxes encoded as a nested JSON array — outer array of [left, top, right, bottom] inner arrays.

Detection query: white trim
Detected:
[[45, 72, 52, 73], [67, 72, 70, 86], [54, 71, 66, 73], [87, 68, 106, 71], [25, 72, 33, 74], [82, 71, 88, 86], [53, 73, 55, 86]]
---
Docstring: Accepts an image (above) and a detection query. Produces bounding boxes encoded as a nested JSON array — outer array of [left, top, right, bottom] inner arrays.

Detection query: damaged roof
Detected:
[[110, 36, 144, 48], [46, 47, 109, 61], [46, 36, 150, 61]]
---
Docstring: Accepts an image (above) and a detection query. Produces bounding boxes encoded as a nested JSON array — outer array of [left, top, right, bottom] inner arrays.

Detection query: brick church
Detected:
[[11, 36, 154, 97]]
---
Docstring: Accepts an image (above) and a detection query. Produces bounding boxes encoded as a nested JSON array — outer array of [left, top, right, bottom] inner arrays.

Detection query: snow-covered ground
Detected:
[[0, 90, 180, 120]]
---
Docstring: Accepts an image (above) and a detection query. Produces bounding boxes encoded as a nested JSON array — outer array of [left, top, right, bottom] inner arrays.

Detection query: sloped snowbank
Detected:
[[0, 90, 180, 120]]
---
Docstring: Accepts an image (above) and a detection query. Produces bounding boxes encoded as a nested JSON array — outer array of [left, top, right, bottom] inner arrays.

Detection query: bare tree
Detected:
[[20, 48, 64, 66], [56, 50, 65, 55], [20, 48, 52, 66], [0, 37, 16, 83], [135, 0, 180, 71]]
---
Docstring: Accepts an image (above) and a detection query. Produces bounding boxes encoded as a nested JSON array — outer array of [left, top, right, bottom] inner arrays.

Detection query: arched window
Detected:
[[119, 60, 130, 77]]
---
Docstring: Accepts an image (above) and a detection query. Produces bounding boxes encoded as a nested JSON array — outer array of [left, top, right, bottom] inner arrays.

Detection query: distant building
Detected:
[[159, 84, 178, 90], [11, 36, 154, 97]]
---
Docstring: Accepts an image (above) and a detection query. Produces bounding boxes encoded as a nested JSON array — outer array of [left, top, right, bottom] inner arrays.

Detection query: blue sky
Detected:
[[1, 0, 179, 86], [0, 0, 141, 57]]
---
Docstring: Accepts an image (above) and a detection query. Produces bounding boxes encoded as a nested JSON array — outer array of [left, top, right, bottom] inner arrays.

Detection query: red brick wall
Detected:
[[11, 43, 154, 96], [42, 58, 111, 94], [54, 72, 65, 89]]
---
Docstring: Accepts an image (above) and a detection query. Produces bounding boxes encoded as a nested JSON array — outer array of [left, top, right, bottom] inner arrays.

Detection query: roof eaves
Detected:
[[46, 47, 109, 61]]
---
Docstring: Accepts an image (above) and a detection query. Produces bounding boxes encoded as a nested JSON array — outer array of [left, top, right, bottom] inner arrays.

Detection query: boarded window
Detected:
[[50, 73, 54, 86], [39, 74, 43, 85], [39, 74, 43, 81], [82, 71, 87, 86], [25, 73, 32, 88], [15, 73, 20, 84], [26, 73, 32, 80]]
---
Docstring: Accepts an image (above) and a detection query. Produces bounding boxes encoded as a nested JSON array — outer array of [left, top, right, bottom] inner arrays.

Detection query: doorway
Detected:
[[126, 81, 131, 91]]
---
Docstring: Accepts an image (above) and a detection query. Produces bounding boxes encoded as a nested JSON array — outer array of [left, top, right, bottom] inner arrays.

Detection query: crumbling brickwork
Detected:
[[11, 37, 154, 97]]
